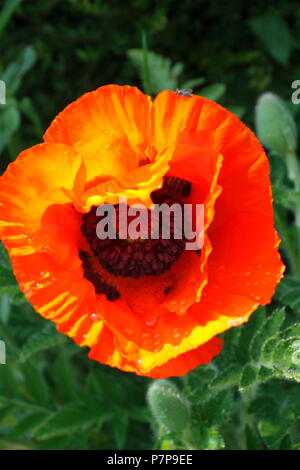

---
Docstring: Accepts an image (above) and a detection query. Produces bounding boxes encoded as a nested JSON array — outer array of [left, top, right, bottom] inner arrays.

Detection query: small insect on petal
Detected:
[[175, 88, 193, 97]]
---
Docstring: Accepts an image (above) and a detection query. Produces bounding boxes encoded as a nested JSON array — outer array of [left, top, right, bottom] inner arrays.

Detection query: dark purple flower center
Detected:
[[80, 177, 192, 299]]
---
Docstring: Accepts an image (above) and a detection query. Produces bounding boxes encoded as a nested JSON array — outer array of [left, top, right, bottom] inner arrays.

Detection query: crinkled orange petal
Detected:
[[153, 91, 205, 153], [44, 85, 153, 182], [161, 132, 223, 315], [153, 90, 284, 306], [79, 145, 173, 210], [0, 144, 96, 332], [0, 143, 83, 254], [142, 336, 223, 379], [199, 97, 285, 306], [80, 286, 253, 374], [88, 326, 222, 378]]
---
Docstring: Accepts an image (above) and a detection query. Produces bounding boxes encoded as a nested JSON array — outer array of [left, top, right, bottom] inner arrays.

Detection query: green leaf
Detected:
[[245, 425, 263, 450], [0, 286, 18, 297], [283, 324, 300, 338], [239, 364, 258, 390], [227, 105, 246, 119], [0, 437, 34, 450], [255, 92, 297, 156], [195, 426, 224, 450], [0, 365, 20, 397], [0, 263, 18, 288], [0, 404, 16, 422], [22, 363, 50, 407], [0, 0, 22, 36], [269, 153, 288, 186], [112, 414, 129, 449], [35, 401, 111, 440], [0, 242, 11, 270], [3, 46, 37, 95], [209, 364, 241, 392], [128, 49, 183, 93], [237, 307, 266, 363], [259, 330, 300, 382], [258, 415, 294, 449], [275, 276, 300, 312], [250, 14, 293, 65], [261, 336, 280, 366], [0, 294, 11, 324], [9, 412, 49, 438], [19, 324, 67, 363], [258, 366, 274, 383], [180, 78, 205, 90], [20, 97, 44, 137], [0, 285, 25, 305], [272, 184, 300, 210], [37, 435, 70, 451], [0, 105, 21, 153], [273, 337, 300, 382], [52, 352, 78, 402], [249, 308, 285, 362], [127, 407, 152, 423], [198, 83, 226, 101], [86, 369, 143, 406], [218, 327, 241, 362], [278, 434, 293, 450], [202, 390, 234, 426]]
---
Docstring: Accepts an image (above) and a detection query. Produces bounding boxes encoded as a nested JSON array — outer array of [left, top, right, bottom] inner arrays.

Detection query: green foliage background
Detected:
[[0, 0, 300, 450]]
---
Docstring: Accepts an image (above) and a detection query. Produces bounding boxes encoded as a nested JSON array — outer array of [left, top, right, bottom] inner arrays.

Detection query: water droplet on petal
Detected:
[[217, 265, 225, 272], [90, 313, 100, 322], [141, 332, 151, 339], [145, 318, 157, 328]]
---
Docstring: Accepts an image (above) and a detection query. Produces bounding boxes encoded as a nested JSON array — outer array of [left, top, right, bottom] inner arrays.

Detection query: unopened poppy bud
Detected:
[[147, 379, 191, 433], [255, 92, 297, 156]]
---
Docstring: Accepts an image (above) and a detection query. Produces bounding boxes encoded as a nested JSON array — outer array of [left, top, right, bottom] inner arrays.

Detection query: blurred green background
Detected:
[[1, 0, 300, 451], [1, 0, 300, 163]]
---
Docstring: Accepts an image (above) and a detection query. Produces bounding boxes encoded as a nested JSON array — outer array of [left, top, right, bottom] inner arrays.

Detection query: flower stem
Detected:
[[284, 151, 300, 277], [286, 151, 300, 220], [275, 208, 300, 278], [141, 31, 151, 96]]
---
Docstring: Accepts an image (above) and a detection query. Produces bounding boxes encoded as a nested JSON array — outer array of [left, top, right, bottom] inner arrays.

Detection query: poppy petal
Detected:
[[44, 85, 153, 181], [0, 143, 83, 254]]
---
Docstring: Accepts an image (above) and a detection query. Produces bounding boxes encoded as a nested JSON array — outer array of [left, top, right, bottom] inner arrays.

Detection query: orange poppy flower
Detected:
[[0, 85, 284, 378]]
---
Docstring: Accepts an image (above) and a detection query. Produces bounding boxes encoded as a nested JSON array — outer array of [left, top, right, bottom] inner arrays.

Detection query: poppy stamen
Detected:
[[81, 177, 192, 280], [79, 250, 120, 301]]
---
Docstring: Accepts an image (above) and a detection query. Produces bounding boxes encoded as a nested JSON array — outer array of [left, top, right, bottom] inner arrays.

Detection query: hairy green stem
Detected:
[[286, 151, 300, 226], [275, 209, 300, 278]]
